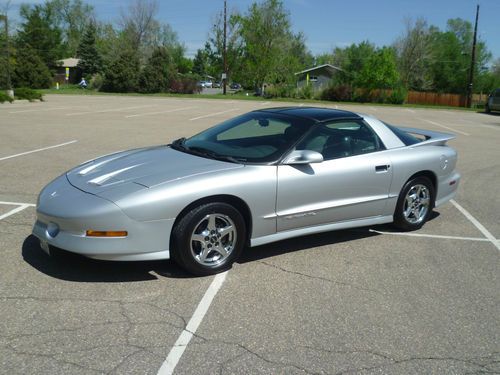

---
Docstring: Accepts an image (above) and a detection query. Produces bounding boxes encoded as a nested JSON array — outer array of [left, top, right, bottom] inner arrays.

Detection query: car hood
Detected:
[[66, 146, 243, 194]]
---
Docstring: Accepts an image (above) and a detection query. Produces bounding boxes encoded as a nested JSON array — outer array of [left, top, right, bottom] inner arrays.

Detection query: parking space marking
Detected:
[[157, 271, 228, 375], [482, 124, 500, 131], [189, 108, 240, 121], [0, 140, 77, 161], [0, 201, 36, 207], [9, 107, 70, 114], [420, 119, 470, 136], [67, 105, 156, 116], [0, 204, 31, 221], [125, 106, 193, 118], [404, 108, 416, 113], [451, 199, 500, 251], [368, 229, 491, 242]]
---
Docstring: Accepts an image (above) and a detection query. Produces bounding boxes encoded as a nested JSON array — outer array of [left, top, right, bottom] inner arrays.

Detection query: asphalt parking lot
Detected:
[[0, 95, 499, 375]]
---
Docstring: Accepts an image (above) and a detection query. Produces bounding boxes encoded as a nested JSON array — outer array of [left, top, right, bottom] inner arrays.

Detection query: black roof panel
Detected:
[[256, 106, 361, 122]]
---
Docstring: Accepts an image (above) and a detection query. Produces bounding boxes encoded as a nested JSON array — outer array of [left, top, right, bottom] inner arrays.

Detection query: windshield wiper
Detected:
[[188, 146, 246, 164], [169, 137, 187, 151]]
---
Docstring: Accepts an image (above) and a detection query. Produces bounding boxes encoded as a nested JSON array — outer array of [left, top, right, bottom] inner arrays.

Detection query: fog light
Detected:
[[46, 222, 59, 238], [86, 230, 128, 237]]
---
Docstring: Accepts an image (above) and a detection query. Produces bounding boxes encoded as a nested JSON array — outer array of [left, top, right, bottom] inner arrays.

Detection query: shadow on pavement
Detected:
[[22, 235, 191, 282]]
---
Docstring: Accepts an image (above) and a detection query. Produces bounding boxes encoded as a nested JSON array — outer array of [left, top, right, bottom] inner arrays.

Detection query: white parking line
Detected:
[[481, 124, 500, 131], [9, 107, 69, 114], [157, 271, 228, 375], [0, 204, 31, 221], [125, 106, 193, 118], [189, 108, 240, 121], [450, 199, 500, 251], [0, 201, 36, 207], [420, 119, 470, 136], [404, 108, 416, 114], [368, 229, 491, 242], [67, 105, 155, 116], [0, 140, 78, 161]]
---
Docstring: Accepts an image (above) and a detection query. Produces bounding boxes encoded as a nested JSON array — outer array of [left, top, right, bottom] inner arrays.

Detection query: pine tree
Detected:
[[138, 47, 175, 93], [76, 22, 102, 77], [101, 49, 140, 92], [12, 47, 52, 89]]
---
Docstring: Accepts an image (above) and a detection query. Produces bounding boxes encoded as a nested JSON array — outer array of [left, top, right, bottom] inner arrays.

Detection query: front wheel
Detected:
[[171, 202, 246, 276], [393, 176, 435, 231]]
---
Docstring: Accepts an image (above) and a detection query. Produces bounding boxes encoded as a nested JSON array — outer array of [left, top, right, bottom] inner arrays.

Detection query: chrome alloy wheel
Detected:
[[190, 213, 237, 266], [403, 184, 431, 224]]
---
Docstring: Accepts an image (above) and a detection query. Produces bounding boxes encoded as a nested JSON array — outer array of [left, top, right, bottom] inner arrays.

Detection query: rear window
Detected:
[[386, 124, 423, 146]]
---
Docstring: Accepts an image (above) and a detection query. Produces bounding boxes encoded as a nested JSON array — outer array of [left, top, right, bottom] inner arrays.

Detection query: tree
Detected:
[[43, 0, 95, 56], [233, 0, 310, 89], [101, 49, 140, 92], [16, 4, 63, 70], [192, 46, 208, 76], [138, 46, 175, 93], [120, 0, 158, 52], [356, 47, 400, 90], [394, 18, 432, 90], [12, 47, 52, 88], [76, 21, 102, 76]]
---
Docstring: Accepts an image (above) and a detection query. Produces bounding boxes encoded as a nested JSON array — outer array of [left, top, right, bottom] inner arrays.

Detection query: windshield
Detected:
[[177, 112, 313, 164]]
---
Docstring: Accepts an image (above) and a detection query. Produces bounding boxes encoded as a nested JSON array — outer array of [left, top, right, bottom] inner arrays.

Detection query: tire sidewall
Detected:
[[394, 176, 435, 231], [173, 202, 246, 276]]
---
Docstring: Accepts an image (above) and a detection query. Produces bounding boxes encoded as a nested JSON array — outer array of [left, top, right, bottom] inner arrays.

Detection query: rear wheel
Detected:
[[171, 202, 246, 276], [393, 176, 435, 231]]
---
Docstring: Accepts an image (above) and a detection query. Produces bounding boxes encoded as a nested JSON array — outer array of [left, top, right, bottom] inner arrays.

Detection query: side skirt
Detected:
[[250, 215, 394, 247]]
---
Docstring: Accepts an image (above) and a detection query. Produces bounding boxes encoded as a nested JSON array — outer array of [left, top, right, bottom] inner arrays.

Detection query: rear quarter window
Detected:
[[386, 124, 423, 146]]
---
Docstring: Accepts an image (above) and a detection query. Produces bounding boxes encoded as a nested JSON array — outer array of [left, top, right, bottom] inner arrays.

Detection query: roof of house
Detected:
[[59, 58, 80, 68], [295, 64, 343, 76]]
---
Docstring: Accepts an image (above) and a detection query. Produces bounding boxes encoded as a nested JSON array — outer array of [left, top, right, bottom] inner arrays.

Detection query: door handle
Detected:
[[375, 165, 390, 172]]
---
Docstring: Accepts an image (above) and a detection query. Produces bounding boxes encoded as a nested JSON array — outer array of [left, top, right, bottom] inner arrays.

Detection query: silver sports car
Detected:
[[33, 107, 460, 275]]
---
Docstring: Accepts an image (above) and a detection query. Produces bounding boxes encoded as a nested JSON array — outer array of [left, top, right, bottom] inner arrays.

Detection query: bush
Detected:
[[320, 85, 353, 102], [14, 87, 43, 101], [386, 86, 407, 104], [12, 48, 52, 89], [295, 84, 313, 99], [263, 84, 294, 98], [101, 50, 140, 93], [138, 47, 175, 93], [170, 75, 201, 94], [0, 92, 14, 103], [89, 73, 103, 90]]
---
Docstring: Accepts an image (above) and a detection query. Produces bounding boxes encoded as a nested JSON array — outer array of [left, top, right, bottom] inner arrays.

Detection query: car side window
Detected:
[[296, 121, 384, 161]]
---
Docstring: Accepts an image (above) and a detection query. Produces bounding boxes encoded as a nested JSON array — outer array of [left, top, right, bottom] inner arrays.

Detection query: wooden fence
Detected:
[[406, 91, 488, 107]]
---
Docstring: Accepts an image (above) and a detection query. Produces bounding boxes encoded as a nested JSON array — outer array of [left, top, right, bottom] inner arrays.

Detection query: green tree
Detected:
[[192, 46, 208, 76], [138, 46, 175, 93], [356, 47, 400, 90], [12, 47, 52, 88], [16, 4, 63, 70], [233, 0, 309, 89], [76, 21, 102, 76], [43, 0, 95, 56], [101, 49, 140, 92]]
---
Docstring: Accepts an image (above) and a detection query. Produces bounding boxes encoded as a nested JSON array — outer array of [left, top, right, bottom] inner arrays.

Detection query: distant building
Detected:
[[295, 64, 342, 90], [55, 58, 81, 84]]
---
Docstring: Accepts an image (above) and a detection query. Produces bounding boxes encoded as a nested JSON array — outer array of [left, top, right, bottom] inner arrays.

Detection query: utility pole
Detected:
[[0, 14, 13, 98], [466, 4, 479, 108], [222, 0, 227, 95]]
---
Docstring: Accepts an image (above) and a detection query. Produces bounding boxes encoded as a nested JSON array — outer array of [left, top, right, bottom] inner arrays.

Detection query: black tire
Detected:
[[393, 176, 435, 231], [171, 202, 246, 276]]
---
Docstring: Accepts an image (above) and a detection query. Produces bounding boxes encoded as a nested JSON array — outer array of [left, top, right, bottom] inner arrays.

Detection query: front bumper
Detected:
[[32, 176, 174, 261]]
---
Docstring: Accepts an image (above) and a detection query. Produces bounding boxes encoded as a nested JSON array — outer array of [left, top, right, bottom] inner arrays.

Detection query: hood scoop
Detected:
[[87, 165, 143, 186]]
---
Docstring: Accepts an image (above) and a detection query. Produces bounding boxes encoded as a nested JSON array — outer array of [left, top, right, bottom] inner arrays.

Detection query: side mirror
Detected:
[[282, 150, 324, 165]]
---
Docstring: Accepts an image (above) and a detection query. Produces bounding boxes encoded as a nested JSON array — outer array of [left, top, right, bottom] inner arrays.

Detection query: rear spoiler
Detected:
[[397, 127, 456, 147]]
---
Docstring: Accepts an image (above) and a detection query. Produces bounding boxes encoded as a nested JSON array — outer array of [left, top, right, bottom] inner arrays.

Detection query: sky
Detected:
[[5, 0, 500, 61]]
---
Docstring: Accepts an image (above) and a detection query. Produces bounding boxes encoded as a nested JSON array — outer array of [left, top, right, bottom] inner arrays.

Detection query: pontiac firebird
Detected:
[[33, 107, 460, 275]]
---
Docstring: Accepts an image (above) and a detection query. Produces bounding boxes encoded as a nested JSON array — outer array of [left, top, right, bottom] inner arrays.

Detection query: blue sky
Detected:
[[6, 0, 500, 61]]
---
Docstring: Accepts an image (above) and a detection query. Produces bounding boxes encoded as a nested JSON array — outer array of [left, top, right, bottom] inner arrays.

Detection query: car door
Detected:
[[276, 120, 393, 232], [493, 89, 500, 110]]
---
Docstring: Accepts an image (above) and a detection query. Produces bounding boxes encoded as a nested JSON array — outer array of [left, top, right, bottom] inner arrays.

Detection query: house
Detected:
[[295, 64, 342, 90], [54, 58, 81, 84]]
